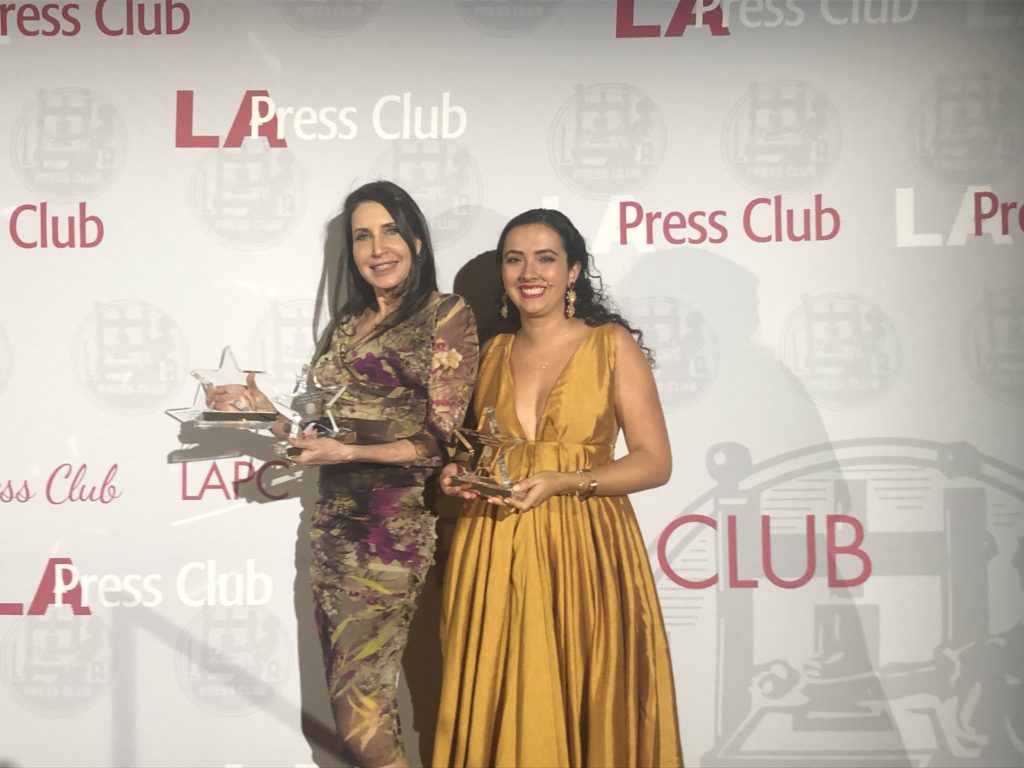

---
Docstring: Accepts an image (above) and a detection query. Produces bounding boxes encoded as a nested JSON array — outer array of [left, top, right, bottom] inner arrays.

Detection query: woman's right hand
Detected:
[[205, 372, 276, 413], [439, 463, 480, 500], [270, 416, 293, 441]]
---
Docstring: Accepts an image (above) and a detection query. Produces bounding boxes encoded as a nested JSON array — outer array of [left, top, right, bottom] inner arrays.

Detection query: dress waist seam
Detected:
[[524, 440, 614, 448]]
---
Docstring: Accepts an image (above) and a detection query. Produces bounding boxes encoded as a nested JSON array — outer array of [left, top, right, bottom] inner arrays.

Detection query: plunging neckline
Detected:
[[506, 325, 596, 441]]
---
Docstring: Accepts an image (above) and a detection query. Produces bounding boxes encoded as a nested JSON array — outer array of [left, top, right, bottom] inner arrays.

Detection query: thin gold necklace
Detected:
[[515, 330, 572, 371]]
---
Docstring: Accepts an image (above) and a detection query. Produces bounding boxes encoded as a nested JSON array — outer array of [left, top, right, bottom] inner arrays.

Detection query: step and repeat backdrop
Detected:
[[1, 1, 1023, 766]]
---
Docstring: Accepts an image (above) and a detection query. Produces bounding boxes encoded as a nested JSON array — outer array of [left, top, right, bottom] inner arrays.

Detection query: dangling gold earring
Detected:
[[500, 293, 509, 319], [565, 285, 577, 319]]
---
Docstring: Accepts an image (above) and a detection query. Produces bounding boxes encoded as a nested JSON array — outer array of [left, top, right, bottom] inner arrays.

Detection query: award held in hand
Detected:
[[272, 365, 356, 459], [165, 346, 278, 430], [451, 406, 522, 498]]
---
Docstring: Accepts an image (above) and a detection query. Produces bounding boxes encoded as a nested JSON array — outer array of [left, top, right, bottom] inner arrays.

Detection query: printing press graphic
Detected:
[[659, 440, 1024, 768]]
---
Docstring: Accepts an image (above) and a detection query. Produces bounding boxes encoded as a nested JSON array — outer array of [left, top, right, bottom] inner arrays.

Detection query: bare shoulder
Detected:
[[608, 323, 649, 368], [609, 322, 638, 346]]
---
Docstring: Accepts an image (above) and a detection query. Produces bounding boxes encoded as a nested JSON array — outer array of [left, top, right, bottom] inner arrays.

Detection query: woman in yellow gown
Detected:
[[434, 209, 684, 767]]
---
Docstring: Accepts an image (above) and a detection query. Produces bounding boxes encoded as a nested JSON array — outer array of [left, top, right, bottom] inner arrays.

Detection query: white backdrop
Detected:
[[1, 1, 1023, 766]]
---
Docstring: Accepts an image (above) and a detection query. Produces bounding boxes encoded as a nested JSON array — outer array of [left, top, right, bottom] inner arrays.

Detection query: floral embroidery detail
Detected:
[[369, 487, 407, 517], [431, 340, 463, 374], [352, 352, 402, 388]]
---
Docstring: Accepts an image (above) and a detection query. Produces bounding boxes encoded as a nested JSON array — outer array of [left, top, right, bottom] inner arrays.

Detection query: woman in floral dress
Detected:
[[210, 181, 477, 768]]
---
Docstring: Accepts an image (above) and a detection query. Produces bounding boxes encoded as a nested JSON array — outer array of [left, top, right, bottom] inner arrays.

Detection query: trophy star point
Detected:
[[165, 345, 274, 427], [191, 345, 265, 387]]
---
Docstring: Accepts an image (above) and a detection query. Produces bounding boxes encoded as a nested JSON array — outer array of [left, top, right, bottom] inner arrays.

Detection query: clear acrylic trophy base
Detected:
[[451, 472, 516, 498], [166, 407, 278, 430], [166, 347, 280, 430]]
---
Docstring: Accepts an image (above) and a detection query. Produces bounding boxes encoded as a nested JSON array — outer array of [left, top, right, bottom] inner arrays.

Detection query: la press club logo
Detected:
[[909, 74, 1020, 189], [614, 0, 919, 37], [176, 89, 468, 245], [191, 140, 307, 250], [177, 606, 290, 716], [626, 297, 719, 409], [370, 140, 483, 246], [12, 87, 127, 199], [964, 288, 1024, 407], [0, 557, 283, 715], [72, 299, 189, 415], [723, 81, 841, 193], [275, 0, 381, 36], [7, 87, 125, 250], [549, 83, 667, 198], [454, 0, 563, 36], [248, 299, 316, 397], [896, 79, 1022, 251], [2, 611, 116, 716], [780, 293, 901, 409]]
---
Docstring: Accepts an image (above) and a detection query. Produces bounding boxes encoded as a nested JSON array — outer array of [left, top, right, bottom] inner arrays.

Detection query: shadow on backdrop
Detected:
[[618, 248, 914, 767], [453, 249, 503, 347]]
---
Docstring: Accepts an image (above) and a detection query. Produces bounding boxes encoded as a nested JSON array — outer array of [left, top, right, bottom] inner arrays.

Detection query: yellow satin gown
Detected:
[[434, 324, 684, 768]]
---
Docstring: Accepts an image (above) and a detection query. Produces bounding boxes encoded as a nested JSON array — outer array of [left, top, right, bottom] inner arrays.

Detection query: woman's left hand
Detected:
[[504, 471, 575, 512], [439, 463, 481, 500], [286, 434, 353, 466], [205, 372, 276, 413]]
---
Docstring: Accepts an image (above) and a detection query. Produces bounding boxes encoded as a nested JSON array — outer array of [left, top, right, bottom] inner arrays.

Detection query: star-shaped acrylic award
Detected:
[[165, 346, 279, 430], [269, 365, 356, 458], [452, 406, 523, 498]]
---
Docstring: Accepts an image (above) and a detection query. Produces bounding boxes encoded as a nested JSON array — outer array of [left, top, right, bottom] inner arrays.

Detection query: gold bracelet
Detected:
[[574, 469, 597, 500]]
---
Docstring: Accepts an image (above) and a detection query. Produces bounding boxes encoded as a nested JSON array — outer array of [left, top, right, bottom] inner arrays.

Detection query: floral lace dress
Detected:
[[309, 292, 477, 767]]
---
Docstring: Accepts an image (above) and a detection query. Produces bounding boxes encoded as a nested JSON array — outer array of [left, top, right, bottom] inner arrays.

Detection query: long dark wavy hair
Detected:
[[496, 208, 653, 362], [313, 181, 438, 357]]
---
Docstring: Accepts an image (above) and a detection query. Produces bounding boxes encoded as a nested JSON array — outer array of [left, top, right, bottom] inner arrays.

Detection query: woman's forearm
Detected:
[[342, 438, 421, 465], [566, 448, 671, 498]]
